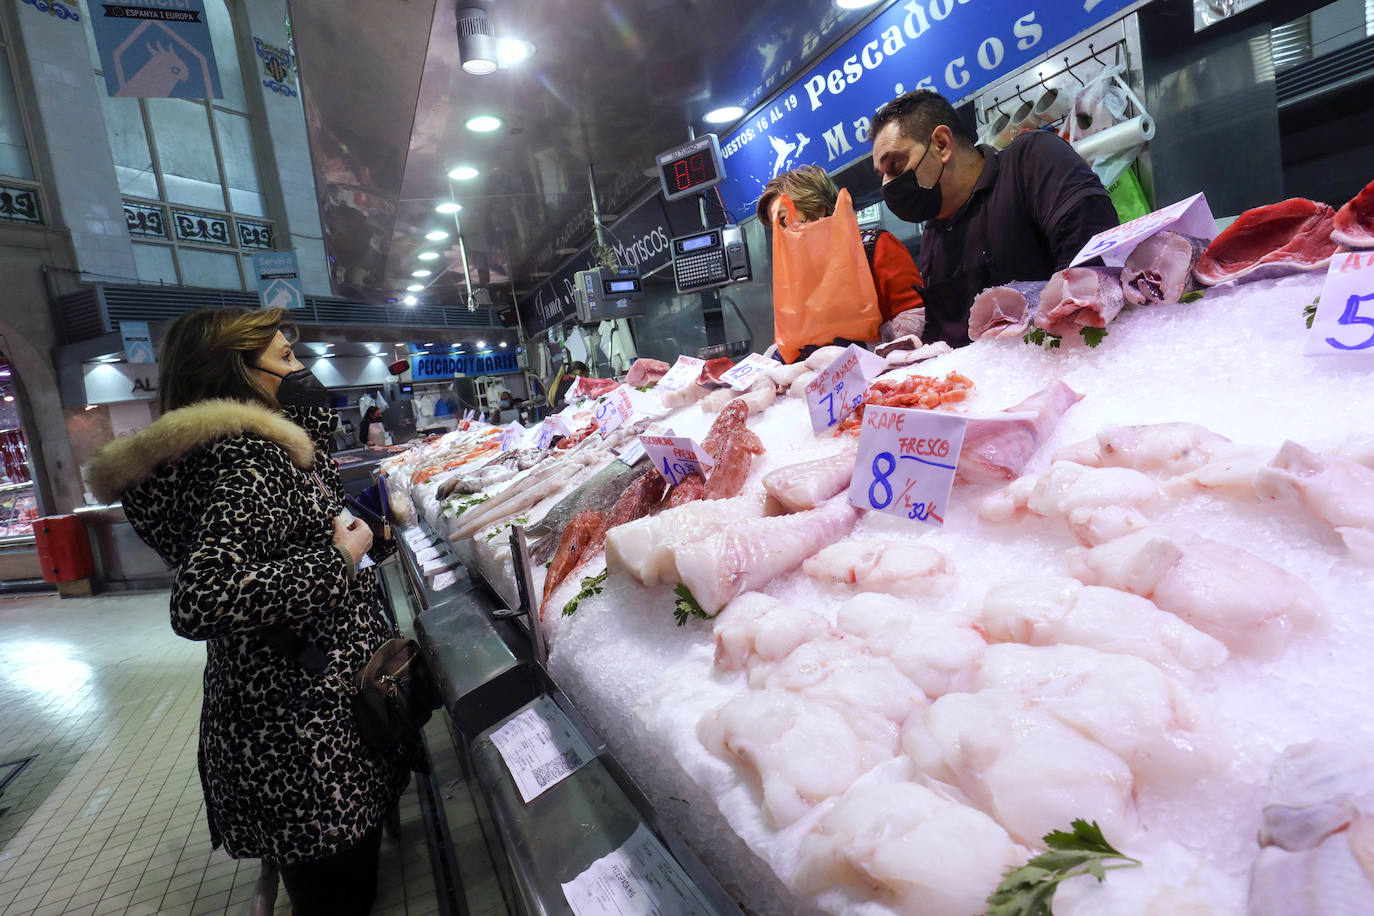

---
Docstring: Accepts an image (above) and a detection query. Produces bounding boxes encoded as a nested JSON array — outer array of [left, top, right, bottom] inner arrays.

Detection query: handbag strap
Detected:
[[259, 624, 358, 694]]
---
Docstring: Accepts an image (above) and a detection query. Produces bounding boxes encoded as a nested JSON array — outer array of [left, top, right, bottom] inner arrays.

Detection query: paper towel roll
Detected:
[[1071, 115, 1155, 162]]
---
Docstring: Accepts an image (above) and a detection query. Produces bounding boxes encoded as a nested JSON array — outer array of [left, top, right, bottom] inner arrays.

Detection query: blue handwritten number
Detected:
[[821, 392, 836, 425], [661, 456, 678, 485], [869, 452, 895, 509], [1327, 292, 1374, 351]]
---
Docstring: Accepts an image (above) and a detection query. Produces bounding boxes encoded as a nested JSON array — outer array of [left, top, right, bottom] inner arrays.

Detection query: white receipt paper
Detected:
[[561, 824, 714, 916], [488, 695, 596, 803]]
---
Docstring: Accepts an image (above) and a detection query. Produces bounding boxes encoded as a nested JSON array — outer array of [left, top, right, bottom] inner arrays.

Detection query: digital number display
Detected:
[[667, 152, 717, 192], [606, 279, 639, 293], [655, 134, 725, 202], [680, 234, 714, 253]]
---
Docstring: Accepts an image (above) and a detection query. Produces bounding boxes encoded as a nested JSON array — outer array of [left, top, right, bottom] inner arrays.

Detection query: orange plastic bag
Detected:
[[771, 188, 881, 363]]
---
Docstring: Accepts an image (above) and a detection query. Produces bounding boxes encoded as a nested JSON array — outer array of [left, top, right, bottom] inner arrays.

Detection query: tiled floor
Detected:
[[0, 586, 455, 915]]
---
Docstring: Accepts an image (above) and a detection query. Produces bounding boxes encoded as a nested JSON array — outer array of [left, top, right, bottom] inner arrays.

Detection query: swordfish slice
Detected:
[[674, 496, 859, 615], [969, 281, 1046, 341], [1122, 231, 1210, 306], [1033, 268, 1125, 338], [1332, 179, 1374, 249]]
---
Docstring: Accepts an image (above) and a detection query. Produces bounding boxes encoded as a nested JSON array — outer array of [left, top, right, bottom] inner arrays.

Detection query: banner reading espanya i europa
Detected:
[[716, 0, 1137, 217], [86, 0, 222, 99]]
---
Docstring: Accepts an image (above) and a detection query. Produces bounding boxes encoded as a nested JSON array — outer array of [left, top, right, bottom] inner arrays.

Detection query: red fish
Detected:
[[540, 510, 608, 619]]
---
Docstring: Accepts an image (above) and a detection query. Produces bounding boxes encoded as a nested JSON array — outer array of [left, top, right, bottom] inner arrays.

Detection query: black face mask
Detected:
[[882, 139, 945, 224], [256, 365, 331, 408]]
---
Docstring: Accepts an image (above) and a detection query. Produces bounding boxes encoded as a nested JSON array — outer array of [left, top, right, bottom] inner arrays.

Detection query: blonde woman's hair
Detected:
[[755, 164, 840, 226], [157, 308, 297, 413]]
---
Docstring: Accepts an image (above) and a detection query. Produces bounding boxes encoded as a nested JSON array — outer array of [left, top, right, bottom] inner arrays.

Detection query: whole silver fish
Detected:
[[527, 459, 645, 564]]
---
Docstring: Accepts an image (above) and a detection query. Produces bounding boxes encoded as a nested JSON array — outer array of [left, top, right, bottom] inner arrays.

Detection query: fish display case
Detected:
[[389, 520, 743, 916]]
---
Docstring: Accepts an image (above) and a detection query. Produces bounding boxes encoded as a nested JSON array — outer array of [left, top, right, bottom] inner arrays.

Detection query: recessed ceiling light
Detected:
[[476, 340, 486, 348], [403, 295, 417, 306], [406, 283, 424, 291], [448, 166, 479, 180], [466, 114, 502, 133], [418, 251, 440, 261], [435, 201, 462, 214], [412, 269, 432, 277], [704, 105, 745, 124], [497, 37, 534, 66], [425, 229, 450, 241], [499, 341, 508, 348], [2, 395, 12, 403]]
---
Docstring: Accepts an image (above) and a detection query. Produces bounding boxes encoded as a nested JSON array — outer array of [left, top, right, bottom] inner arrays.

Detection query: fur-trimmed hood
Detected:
[[86, 398, 315, 504]]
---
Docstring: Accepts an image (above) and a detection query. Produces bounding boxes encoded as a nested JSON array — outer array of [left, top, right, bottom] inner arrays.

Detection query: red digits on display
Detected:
[[674, 158, 690, 191]]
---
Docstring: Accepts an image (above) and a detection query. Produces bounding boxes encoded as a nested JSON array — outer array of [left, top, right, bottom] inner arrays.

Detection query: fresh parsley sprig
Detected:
[[673, 583, 710, 626], [1180, 290, 1205, 304], [985, 819, 1141, 916], [562, 569, 607, 617], [1079, 327, 1108, 348], [1022, 327, 1062, 350], [1304, 296, 1319, 329]]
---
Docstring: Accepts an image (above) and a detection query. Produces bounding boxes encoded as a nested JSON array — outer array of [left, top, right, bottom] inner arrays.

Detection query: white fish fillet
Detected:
[[764, 362, 810, 388], [979, 461, 1160, 545], [1066, 526, 1327, 658], [788, 370, 818, 398], [712, 592, 831, 673], [794, 778, 1026, 916], [762, 444, 857, 514], [980, 576, 1227, 675], [674, 496, 859, 615], [804, 345, 849, 370], [1054, 422, 1234, 476], [660, 381, 708, 409], [802, 538, 954, 597], [1256, 440, 1374, 562], [833, 592, 985, 698], [697, 689, 899, 828], [754, 633, 926, 726], [604, 495, 764, 587]]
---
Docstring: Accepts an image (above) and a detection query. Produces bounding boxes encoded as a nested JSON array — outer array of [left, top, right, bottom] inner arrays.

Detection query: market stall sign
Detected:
[[500, 422, 525, 451], [640, 434, 714, 486], [715, 0, 1138, 219], [849, 405, 966, 526], [720, 353, 775, 391], [1071, 192, 1217, 267], [656, 355, 706, 392], [804, 344, 886, 435], [87, 0, 222, 99], [594, 386, 634, 438], [1306, 250, 1374, 360], [411, 351, 520, 381], [535, 415, 572, 450]]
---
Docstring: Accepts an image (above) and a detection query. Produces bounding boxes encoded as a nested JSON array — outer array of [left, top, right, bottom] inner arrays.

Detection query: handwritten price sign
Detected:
[[805, 344, 887, 435], [535, 415, 572, 450], [1071, 192, 1216, 267], [1306, 250, 1374, 360], [500, 421, 525, 451], [594, 386, 634, 438], [656, 355, 705, 391], [639, 434, 714, 486], [848, 405, 967, 526], [720, 353, 775, 391]]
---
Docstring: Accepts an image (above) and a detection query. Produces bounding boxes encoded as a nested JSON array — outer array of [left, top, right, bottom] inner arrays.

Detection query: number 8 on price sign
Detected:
[[848, 405, 967, 526]]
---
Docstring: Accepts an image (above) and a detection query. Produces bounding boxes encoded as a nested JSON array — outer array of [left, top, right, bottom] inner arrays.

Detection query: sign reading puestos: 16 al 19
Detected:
[[848, 405, 967, 526], [713, 0, 1138, 218]]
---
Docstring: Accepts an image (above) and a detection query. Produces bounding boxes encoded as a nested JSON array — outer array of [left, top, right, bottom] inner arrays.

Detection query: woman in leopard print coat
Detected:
[[87, 309, 409, 913]]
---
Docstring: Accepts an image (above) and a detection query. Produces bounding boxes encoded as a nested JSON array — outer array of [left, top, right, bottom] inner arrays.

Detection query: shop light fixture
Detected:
[[0, 369, 10, 377], [704, 105, 745, 124], [499, 341, 508, 348], [497, 37, 534, 66], [457, 7, 498, 75], [406, 283, 425, 292], [418, 251, 440, 261], [403, 295, 418, 306], [412, 269, 433, 277], [435, 201, 462, 214], [447, 166, 479, 180], [465, 114, 502, 133], [425, 229, 451, 241], [84, 404, 97, 411], [476, 340, 486, 348], [3, 395, 12, 403]]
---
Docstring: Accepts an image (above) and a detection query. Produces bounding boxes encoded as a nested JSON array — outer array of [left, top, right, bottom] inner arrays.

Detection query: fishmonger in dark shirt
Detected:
[[870, 89, 1119, 347]]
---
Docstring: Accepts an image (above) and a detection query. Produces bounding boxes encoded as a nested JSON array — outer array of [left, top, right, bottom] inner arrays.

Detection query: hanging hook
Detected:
[[1014, 83, 1029, 104], [1065, 57, 1084, 86], [1088, 42, 1107, 69]]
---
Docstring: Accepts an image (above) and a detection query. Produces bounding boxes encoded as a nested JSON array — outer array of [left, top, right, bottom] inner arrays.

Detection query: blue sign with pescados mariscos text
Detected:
[[716, 0, 1136, 218], [411, 351, 520, 381]]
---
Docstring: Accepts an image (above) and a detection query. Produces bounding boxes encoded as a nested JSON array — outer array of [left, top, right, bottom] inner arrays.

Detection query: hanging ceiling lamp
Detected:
[[457, 7, 498, 75]]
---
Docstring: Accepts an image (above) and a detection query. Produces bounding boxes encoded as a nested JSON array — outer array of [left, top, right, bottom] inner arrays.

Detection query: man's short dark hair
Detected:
[[871, 89, 976, 147]]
